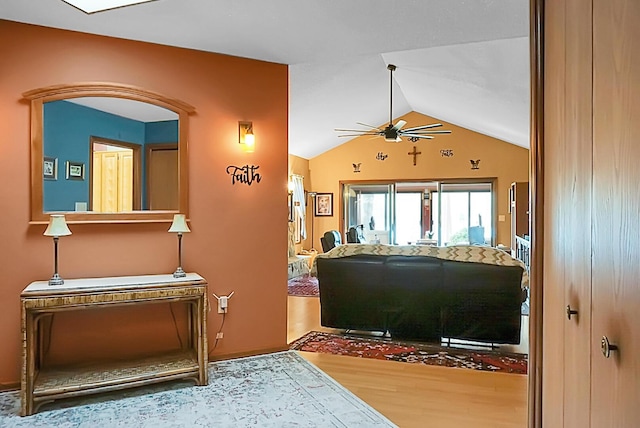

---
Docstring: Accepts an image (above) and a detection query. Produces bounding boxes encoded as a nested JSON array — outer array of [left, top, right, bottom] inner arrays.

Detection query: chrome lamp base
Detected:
[[48, 273, 64, 286]]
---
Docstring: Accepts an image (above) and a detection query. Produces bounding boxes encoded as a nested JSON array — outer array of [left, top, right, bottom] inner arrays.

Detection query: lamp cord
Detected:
[[208, 313, 226, 358]]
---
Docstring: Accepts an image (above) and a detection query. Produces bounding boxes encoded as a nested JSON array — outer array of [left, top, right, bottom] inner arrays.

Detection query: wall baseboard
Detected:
[[210, 345, 289, 362], [0, 382, 20, 392]]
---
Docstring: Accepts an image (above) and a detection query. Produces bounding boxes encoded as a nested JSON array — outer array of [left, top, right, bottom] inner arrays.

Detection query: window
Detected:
[[343, 180, 495, 246]]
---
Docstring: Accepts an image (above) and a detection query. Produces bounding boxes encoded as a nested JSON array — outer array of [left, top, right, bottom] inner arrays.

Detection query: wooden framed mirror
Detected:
[[24, 82, 195, 224]]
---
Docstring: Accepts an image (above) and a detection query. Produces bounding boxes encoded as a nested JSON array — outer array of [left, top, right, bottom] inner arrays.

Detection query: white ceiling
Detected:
[[1, 0, 530, 159], [67, 97, 179, 122]]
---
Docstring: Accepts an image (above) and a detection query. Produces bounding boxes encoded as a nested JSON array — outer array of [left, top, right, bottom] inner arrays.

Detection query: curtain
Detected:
[[291, 175, 306, 239]]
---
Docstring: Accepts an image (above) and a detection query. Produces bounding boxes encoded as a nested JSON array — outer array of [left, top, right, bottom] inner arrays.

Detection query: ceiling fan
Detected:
[[335, 64, 451, 143]]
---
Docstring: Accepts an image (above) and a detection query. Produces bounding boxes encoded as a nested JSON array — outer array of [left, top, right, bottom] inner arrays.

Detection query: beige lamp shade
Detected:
[[43, 215, 72, 237], [168, 214, 191, 233]]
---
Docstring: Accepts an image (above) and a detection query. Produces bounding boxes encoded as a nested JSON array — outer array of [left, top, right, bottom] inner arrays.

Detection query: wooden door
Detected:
[[118, 151, 133, 211], [147, 146, 178, 210], [543, 0, 640, 426], [561, 0, 594, 425], [542, 1, 569, 423], [591, 0, 640, 425], [92, 150, 133, 212], [543, 0, 594, 426]]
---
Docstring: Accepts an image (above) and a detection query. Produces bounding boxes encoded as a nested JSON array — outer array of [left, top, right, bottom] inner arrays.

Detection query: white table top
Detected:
[[22, 273, 205, 295]]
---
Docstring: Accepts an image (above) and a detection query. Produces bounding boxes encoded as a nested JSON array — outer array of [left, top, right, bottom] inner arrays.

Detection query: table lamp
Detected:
[[43, 214, 72, 285], [168, 214, 191, 278]]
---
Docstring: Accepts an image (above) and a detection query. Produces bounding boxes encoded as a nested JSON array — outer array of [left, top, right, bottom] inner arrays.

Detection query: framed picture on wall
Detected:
[[288, 193, 294, 222], [65, 160, 85, 181], [314, 193, 333, 217], [43, 157, 57, 180]]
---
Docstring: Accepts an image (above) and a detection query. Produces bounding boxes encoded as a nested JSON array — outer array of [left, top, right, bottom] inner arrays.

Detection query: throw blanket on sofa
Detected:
[[315, 244, 529, 288]]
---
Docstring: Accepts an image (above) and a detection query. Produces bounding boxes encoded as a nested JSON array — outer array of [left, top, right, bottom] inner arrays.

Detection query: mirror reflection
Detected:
[[43, 97, 179, 213]]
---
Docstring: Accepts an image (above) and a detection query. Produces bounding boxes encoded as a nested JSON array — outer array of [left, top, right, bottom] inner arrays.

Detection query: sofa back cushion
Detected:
[[441, 260, 524, 343], [383, 256, 444, 340], [316, 255, 387, 331]]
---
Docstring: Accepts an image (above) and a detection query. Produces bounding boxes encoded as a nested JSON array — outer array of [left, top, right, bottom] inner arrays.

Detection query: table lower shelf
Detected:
[[33, 349, 203, 403]]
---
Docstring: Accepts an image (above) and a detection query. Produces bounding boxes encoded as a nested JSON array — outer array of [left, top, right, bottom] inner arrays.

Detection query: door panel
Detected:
[[148, 147, 178, 210], [395, 192, 422, 245], [542, 5, 569, 414], [592, 0, 640, 425], [118, 151, 133, 211], [435, 183, 492, 246], [543, 0, 594, 425], [92, 150, 133, 213], [343, 184, 394, 244], [563, 0, 594, 426], [99, 151, 120, 213]]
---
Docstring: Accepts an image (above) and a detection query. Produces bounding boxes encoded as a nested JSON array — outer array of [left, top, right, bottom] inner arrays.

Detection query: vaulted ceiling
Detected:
[[1, 0, 530, 159]]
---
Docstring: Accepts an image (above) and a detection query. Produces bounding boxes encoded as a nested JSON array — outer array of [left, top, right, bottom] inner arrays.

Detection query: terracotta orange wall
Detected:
[[0, 20, 288, 385], [288, 154, 311, 253], [308, 111, 529, 247]]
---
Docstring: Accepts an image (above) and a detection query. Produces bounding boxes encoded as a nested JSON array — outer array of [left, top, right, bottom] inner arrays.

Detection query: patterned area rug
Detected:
[[290, 331, 527, 375], [0, 351, 395, 427], [287, 274, 319, 297]]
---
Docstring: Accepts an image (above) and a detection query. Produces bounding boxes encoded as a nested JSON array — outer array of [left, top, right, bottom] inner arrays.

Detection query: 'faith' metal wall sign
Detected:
[[226, 165, 262, 185]]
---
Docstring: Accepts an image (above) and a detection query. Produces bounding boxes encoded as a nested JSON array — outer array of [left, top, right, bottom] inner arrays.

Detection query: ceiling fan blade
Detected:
[[404, 135, 434, 140], [337, 133, 380, 137], [356, 122, 383, 131], [392, 120, 406, 130], [334, 128, 377, 132], [403, 130, 452, 135], [402, 123, 444, 132], [400, 129, 451, 135]]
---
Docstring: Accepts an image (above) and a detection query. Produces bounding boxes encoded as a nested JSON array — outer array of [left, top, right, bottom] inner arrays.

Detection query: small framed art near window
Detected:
[[314, 193, 333, 217]]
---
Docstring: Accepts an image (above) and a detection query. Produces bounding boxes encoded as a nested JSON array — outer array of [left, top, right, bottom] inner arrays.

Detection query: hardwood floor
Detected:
[[288, 295, 528, 428]]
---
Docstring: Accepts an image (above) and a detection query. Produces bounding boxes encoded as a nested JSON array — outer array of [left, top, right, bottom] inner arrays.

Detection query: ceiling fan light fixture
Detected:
[[383, 125, 400, 142], [335, 64, 451, 143]]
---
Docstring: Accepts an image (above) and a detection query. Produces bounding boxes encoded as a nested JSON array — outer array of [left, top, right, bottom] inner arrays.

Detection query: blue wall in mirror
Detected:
[[43, 100, 178, 212]]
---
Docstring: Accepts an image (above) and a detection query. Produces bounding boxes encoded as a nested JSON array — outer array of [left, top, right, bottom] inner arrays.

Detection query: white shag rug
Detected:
[[0, 351, 395, 427]]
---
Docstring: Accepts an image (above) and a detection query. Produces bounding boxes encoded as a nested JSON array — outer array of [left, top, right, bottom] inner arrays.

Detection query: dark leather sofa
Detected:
[[316, 254, 526, 344]]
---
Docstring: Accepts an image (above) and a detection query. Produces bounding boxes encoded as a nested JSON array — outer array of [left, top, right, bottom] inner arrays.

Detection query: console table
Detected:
[[20, 273, 208, 416]]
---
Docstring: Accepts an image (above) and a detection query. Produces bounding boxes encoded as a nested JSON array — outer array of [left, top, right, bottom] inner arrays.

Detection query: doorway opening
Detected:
[[89, 136, 141, 212]]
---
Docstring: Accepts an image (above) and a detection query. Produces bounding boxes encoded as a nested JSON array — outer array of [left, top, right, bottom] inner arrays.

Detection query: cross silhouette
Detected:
[[408, 146, 422, 166]]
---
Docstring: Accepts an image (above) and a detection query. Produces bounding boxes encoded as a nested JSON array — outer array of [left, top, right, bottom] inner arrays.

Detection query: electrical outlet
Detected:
[[216, 332, 224, 339], [217, 296, 228, 314]]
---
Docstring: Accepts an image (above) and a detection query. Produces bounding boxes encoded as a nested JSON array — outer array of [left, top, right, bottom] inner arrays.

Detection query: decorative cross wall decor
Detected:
[[408, 146, 422, 166]]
